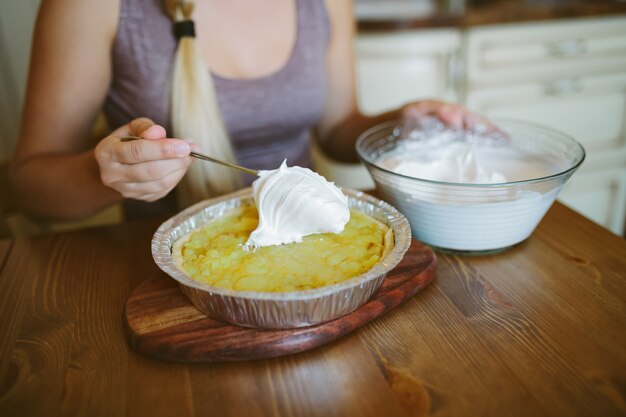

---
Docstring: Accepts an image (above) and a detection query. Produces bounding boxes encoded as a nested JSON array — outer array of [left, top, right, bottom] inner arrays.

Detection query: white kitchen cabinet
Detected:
[[464, 16, 626, 87], [465, 71, 626, 156], [356, 29, 461, 114], [464, 16, 626, 236], [558, 168, 626, 235]]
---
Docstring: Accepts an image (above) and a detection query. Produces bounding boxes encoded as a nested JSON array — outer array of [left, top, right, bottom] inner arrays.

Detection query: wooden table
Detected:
[[1, 202, 625, 417]]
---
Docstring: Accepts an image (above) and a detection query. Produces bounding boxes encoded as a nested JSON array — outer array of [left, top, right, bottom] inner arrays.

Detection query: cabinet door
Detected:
[[465, 16, 626, 85], [465, 71, 626, 159], [558, 168, 626, 236], [356, 29, 461, 114]]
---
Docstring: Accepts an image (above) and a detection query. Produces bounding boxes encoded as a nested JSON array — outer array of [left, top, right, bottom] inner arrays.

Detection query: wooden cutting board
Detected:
[[124, 239, 437, 362]]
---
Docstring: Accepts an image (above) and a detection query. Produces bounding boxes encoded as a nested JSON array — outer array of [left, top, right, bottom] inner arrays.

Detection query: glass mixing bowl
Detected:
[[356, 118, 585, 253]]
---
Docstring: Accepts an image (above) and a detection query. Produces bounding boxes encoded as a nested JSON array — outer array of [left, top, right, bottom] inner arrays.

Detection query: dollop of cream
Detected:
[[245, 160, 350, 248]]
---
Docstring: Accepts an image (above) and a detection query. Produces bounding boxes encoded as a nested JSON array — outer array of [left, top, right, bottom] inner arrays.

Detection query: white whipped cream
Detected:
[[380, 141, 564, 185], [376, 133, 570, 251], [382, 142, 507, 184], [245, 160, 350, 248]]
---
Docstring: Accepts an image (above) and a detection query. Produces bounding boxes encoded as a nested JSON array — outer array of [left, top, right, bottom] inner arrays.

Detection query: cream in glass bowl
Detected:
[[356, 117, 585, 253]]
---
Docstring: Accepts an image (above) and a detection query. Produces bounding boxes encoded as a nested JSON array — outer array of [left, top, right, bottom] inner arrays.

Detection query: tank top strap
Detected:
[[294, 0, 331, 54]]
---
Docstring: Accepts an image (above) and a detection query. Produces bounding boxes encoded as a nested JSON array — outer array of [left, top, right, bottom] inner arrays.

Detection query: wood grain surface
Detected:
[[124, 240, 437, 362], [0, 239, 11, 272], [0, 202, 625, 417]]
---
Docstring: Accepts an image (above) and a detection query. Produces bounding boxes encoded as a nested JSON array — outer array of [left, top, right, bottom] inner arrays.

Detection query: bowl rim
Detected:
[[356, 117, 586, 187], [151, 188, 412, 301]]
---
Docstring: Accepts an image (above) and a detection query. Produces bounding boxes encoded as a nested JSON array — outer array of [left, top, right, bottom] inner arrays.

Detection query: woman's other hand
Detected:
[[95, 118, 193, 202], [402, 100, 499, 133]]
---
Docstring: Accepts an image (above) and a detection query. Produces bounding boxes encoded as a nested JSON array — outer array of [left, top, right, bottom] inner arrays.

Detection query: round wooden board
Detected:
[[124, 239, 437, 362]]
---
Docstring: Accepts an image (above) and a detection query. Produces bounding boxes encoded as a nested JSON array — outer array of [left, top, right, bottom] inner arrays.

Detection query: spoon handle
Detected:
[[120, 136, 259, 176], [189, 151, 259, 176]]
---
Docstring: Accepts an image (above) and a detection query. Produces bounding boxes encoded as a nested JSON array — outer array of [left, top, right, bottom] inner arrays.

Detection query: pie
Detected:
[[172, 204, 394, 292]]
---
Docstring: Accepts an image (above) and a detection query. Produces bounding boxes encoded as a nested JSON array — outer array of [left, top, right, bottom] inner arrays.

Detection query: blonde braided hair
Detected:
[[164, 0, 241, 207]]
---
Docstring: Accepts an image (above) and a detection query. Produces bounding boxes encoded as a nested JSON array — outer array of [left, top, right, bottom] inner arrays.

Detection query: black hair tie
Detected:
[[174, 20, 195, 40]]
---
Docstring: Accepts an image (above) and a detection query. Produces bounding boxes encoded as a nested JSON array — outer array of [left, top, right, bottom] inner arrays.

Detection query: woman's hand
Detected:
[[95, 118, 193, 202], [402, 99, 498, 132]]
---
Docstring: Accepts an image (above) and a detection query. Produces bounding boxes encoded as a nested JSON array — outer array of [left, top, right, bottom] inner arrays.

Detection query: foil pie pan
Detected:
[[152, 188, 412, 329]]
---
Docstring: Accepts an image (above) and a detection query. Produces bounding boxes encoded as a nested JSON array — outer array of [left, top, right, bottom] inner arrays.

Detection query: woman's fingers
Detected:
[[102, 157, 191, 189], [402, 99, 445, 117], [131, 119, 166, 140], [402, 100, 505, 135], [436, 105, 464, 130], [116, 166, 189, 201], [108, 117, 190, 163], [120, 157, 192, 182], [95, 118, 195, 201], [402, 101, 465, 129], [111, 138, 190, 164], [109, 117, 158, 138]]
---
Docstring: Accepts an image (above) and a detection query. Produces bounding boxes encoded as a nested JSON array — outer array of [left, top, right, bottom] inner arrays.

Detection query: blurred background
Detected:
[[1, 0, 626, 237]]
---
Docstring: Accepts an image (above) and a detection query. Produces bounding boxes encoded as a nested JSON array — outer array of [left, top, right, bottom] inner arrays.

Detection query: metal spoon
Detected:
[[121, 136, 259, 176]]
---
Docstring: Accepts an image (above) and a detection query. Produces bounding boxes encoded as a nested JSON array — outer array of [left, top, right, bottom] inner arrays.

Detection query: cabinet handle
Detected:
[[544, 78, 583, 96], [546, 39, 587, 57]]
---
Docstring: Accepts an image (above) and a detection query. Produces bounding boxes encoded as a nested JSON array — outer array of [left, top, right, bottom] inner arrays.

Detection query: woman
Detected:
[[10, 0, 475, 220]]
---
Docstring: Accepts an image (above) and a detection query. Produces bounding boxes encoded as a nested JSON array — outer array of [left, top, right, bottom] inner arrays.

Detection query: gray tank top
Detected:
[[104, 0, 330, 218]]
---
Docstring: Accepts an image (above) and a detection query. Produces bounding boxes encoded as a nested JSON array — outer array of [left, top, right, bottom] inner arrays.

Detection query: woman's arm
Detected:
[[10, 0, 121, 219], [315, 0, 369, 163], [317, 0, 486, 163], [10, 0, 192, 220]]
